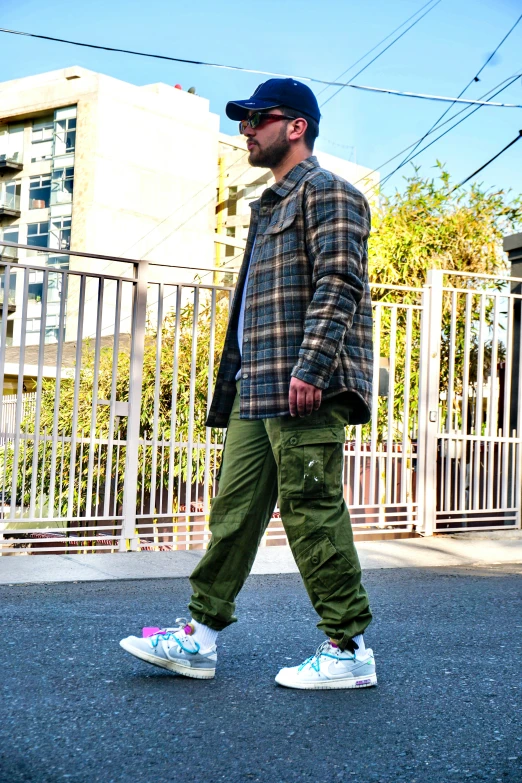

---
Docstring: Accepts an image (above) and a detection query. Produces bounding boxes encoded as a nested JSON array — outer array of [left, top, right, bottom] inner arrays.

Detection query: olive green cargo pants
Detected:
[[189, 382, 372, 650]]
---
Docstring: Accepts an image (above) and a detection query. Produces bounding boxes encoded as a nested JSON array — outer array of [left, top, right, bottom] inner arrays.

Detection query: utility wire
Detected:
[[320, 0, 442, 108], [377, 11, 522, 186], [1, 26, 521, 108], [450, 130, 522, 193], [317, 0, 438, 97], [123, 3, 443, 260], [375, 72, 522, 191], [354, 71, 522, 191], [123, 3, 440, 256], [120, 151, 248, 257]]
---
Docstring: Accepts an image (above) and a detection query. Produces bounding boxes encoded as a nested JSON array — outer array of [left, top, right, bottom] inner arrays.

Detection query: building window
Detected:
[[54, 117, 76, 156], [27, 221, 50, 249], [2, 227, 18, 244], [28, 269, 44, 302], [27, 268, 64, 310], [0, 124, 24, 163], [29, 175, 52, 209], [51, 167, 74, 205], [26, 313, 61, 342], [47, 255, 69, 270], [0, 267, 16, 307], [31, 116, 54, 162], [51, 217, 71, 250], [26, 317, 42, 333], [226, 227, 236, 258], [227, 186, 238, 217]]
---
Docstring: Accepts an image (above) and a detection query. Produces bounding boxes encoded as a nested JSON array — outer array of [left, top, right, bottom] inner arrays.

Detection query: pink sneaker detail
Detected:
[[142, 627, 163, 638]]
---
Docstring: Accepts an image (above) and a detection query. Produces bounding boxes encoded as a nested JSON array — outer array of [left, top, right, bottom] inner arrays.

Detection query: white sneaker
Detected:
[[275, 641, 377, 690], [120, 618, 217, 679]]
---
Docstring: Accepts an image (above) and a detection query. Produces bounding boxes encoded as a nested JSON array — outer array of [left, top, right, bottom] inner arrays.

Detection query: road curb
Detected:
[[0, 534, 521, 585]]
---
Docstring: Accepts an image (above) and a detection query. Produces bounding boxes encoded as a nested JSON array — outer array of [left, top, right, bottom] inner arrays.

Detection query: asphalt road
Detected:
[[1, 564, 521, 783]]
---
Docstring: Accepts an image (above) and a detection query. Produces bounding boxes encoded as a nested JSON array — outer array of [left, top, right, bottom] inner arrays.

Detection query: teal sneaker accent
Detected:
[[120, 617, 216, 679], [275, 641, 377, 690]]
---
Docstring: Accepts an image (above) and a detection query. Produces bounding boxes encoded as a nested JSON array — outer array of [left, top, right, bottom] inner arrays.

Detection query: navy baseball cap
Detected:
[[226, 78, 321, 124]]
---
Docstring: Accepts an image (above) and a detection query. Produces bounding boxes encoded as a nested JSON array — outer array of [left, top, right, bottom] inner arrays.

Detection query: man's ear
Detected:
[[288, 117, 308, 143]]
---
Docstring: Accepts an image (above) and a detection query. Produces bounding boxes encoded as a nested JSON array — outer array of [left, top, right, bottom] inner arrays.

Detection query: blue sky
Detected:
[[1, 0, 521, 197]]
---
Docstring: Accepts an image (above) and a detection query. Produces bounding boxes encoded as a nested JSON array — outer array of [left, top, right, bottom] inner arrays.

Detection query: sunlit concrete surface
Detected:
[[1, 532, 520, 584]]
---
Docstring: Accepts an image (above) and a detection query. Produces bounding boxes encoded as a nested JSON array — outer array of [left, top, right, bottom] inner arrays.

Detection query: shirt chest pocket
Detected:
[[262, 211, 298, 260]]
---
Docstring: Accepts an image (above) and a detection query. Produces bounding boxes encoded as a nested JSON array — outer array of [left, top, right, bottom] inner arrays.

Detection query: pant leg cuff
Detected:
[[189, 609, 236, 633]]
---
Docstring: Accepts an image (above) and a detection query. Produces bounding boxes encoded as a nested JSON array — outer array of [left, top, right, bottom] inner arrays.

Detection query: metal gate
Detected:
[[417, 269, 521, 534], [0, 242, 520, 555]]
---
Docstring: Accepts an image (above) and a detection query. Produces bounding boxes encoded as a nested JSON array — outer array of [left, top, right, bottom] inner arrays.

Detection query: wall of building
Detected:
[[0, 67, 220, 349]]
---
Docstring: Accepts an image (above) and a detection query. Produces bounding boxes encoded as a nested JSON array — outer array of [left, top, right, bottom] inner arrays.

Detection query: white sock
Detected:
[[190, 619, 218, 651], [352, 634, 366, 659]]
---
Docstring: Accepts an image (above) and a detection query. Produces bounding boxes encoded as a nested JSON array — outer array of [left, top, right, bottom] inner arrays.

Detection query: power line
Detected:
[[320, 0, 442, 108], [121, 151, 248, 257], [126, 4, 441, 257], [125, 1, 441, 262], [123, 2, 440, 257], [354, 71, 522, 193], [61, 153, 251, 328], [1, 26, 521, 108], [381, 11, 522, 186], [375, 72, 522, 191], [317, 0, 438, 98], [450, 130, 522, 193]]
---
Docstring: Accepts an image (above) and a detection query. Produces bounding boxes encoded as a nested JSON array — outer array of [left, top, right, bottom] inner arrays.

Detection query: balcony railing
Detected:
[[0, 192, 21, 217], [0, 267, 17, 312], [0, 153, 23, 172], [0, 245, 18, 262], [0, 286, 17, 309]]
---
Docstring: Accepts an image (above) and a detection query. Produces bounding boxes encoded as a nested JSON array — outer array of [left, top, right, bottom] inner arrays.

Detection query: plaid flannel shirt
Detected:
[[206, 156, 373, 428]]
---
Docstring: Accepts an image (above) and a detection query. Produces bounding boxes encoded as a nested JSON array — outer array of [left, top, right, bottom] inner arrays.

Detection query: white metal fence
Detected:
[[0, 242, 520, 555]]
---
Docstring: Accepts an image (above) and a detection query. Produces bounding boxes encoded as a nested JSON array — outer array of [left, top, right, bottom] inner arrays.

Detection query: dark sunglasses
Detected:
[[239, 112, 294, 134]]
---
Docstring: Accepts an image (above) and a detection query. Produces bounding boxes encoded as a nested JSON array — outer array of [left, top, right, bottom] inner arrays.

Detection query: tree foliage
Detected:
[[369, 163, 522, 287], [367, 164, 522, 439]]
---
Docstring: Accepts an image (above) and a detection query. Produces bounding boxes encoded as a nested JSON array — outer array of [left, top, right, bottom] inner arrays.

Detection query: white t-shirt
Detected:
[[235, 238, 256, 381]]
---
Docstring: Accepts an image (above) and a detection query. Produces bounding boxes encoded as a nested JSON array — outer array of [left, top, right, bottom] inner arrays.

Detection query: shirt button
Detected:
[[244, 337, 249, 343], [246, 303, 252, 309], [243, 373, 249, 379], [289, 436, 298, 446], [311, 555, 319, 565]]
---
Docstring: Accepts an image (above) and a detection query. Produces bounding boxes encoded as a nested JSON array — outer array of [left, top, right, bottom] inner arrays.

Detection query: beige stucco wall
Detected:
[[71, 76, 219, 270]]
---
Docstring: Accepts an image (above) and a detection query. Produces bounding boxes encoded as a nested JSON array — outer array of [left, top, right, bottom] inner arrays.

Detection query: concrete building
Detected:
[[0, 66, 220, 356]]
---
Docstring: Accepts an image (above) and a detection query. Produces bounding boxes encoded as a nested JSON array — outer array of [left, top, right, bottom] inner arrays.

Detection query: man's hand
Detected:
[[289, 377, 322, 417]]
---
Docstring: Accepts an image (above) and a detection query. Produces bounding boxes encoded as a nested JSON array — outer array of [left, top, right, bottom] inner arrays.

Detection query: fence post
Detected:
[[417, 269, 443, 536], [119, 260, 148, 552]]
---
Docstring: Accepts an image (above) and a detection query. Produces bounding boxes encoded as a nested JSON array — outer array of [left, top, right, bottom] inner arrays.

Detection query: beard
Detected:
[[248, 127, 291, 169]]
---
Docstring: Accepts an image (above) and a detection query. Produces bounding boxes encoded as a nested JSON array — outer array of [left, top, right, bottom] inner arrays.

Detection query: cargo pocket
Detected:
[[280, 426, 345, 499], [294, 534, 357, 600]]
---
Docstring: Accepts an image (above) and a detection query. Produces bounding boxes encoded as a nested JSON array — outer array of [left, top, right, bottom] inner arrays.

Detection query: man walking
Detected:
[[120, 78, 376, 690]]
